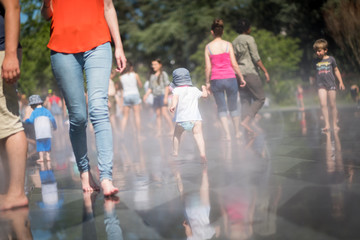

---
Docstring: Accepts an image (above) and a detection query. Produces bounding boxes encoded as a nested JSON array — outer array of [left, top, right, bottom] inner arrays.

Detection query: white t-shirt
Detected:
[[172, 86, 202, 122], [120, 72, 140, 97]]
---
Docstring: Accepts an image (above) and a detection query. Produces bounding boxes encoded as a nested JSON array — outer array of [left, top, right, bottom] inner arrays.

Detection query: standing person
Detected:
[[41, 0, 127, 196], [25, 95, 57, 162], [119, 61, 142, 135], [313, 38, 345, 132], [205, 19, 246, 141], [0, 0, 28, 210], [169, 68, 208, 162], [232, 19, 270, 135], [143, 58, 173, 136]]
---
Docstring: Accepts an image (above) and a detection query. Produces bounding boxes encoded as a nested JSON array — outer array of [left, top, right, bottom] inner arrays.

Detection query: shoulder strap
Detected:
[[207, 45, 213, 55]]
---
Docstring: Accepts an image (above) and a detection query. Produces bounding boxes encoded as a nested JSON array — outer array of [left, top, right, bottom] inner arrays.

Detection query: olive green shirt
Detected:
[[232, 34, 261, 76]]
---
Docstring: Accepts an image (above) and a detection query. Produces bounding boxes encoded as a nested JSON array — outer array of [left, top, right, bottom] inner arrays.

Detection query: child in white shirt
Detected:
[[169, 68, 208, 162]]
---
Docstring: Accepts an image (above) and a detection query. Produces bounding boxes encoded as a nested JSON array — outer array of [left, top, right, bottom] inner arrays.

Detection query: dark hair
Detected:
[[236, 18, 251, 34], [123, 61, 133, 74], [211, 19, 224, 37], [152, 58, 163, 85]]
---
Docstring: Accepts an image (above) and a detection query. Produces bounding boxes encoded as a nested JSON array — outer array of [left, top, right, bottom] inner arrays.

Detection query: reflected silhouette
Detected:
[[104, 196, 123, 240], [0, 207, 33, 239], [181, 166, 218, 240], [325, 131, 343, 174], [82, 192, 98, 240]]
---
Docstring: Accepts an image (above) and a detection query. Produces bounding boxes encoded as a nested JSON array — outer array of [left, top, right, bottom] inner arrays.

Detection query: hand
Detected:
[[169, 106, 175, 113], [206, 82, 211, 94], [114, 47, 126, 73], [239, 78, 246, 88], [339, 83, 345, 90], [264, 72, 270, 83], [2, 55, 20, 84]]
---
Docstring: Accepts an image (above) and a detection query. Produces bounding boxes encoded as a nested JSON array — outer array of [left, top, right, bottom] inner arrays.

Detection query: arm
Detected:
[[135, 73, 143, 89], [41, 0, 52, 21], [334, 67, 345, 90], [143, 88, 152, 102], [163, 86, 169, 105], [201, 85, 208, 98], [204, 46, 212, 92], [104, 0, 126, 73], [1, 0, 20, 84], [169, 94, 178, 113], [256, 60, 270, 83], [229, 44, 246, 87]]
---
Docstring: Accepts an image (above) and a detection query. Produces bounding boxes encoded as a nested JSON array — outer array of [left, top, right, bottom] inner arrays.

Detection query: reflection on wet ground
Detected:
[[1, 102, 360, 240]]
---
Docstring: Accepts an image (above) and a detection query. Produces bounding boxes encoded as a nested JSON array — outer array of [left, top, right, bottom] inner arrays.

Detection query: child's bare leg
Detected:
[[133, 104, 141, 134], [155, 108, 162, 136], [162, 106, 174, 135], [172, 124, 184, 156], [328, 90, 339, 130], [38, 151, 44, 162], [46, 151, 51, 161], [219, 116, 231, 140], [318, 88, 330, 131], [120, 106, 130, 133], [80, 170, 100, 192], [192, 121, 206, 162]]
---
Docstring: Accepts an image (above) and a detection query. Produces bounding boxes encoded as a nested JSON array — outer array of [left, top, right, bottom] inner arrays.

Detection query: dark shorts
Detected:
[[317, 81, 336, 91], [153, 95, 165, 109], [36, 138, 51, 152]]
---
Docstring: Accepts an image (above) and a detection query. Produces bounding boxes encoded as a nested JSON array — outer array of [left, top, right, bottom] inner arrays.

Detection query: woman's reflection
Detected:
[[104, 196, 123, 240]]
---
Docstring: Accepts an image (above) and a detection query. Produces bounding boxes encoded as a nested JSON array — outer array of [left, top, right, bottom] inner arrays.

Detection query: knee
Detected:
[[69, 111, 87, 128]]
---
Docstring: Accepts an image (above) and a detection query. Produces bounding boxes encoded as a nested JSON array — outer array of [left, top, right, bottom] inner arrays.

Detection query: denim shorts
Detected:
[[123, 94, 141, 106], [153, 95, 165, 109]]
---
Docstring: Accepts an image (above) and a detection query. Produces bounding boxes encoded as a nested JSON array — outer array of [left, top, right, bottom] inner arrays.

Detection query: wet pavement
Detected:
[[1, 101, 360, 240]]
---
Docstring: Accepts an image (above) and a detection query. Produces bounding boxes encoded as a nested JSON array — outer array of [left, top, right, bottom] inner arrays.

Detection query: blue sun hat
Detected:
[[170, 68, 193, 89], [29, 95, 43, 105]]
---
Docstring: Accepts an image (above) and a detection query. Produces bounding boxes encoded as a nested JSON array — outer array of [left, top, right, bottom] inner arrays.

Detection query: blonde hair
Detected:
[[313, 39, 328, 50]]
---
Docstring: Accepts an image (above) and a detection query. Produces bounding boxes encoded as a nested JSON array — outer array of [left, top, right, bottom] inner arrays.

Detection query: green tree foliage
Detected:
[[323, 0, 360, 70], [20, 0, 53, 96]]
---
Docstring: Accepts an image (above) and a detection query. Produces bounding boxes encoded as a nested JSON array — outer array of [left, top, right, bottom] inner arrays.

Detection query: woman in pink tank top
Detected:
[[205, 19, 246, 141]]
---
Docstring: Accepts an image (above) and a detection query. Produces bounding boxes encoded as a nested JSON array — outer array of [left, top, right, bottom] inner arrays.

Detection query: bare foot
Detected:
[[321, 127, 330, 133], [333, 125, 340, 131], [235, 131, 243, 139], [200, 155, 207, 164], [36, 158, 44, 163], [241, 122, 255, 136], [80, 171, 100, 192], [101, 179, 119, 197], [0, 194, 29, 211]]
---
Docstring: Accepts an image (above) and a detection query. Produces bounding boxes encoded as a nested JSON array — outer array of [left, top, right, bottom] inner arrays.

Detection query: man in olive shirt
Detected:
[[232, 19, 270, 135]]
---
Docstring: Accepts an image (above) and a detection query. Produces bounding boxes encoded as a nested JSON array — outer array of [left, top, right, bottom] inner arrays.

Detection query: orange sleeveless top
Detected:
[[47, 0, 111, 53]]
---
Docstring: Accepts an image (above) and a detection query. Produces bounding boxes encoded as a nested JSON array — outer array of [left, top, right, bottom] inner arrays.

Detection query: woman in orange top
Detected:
[[41, 0, 126, 196]]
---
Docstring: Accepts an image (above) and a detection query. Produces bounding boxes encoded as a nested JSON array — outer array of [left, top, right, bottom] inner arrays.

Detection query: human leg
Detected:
[[51, 51, 99, 192], [172, 124, 184, 156], [225, 79, 241, 138], [120, 106, 130, 133], [245, 74, 265, 119], [318, 88, 330, 131], [84, 43, 117, 195], [161, 106, 174, 135], [211, 80, 231, 140], [328, 90, 339, 131], [0, 131, 28, 210], [133, 104, 141, 134], [192, 121, 206, 162]]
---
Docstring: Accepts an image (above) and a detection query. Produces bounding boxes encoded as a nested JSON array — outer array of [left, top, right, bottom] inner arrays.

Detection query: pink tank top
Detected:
[[209, 44, 236, 80]]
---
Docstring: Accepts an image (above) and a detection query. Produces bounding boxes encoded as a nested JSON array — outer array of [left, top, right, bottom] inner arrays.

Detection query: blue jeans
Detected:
[[50, 42, 113, 181], [210, 78, 239, 117]]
